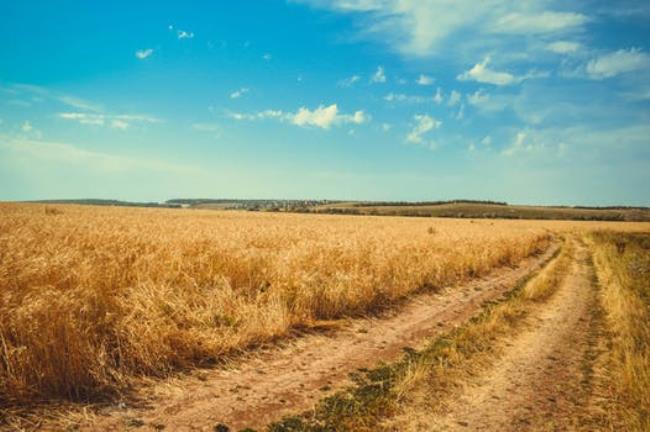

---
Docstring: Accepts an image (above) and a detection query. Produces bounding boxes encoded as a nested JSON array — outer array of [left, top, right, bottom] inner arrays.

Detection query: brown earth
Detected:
[[50, 245, 561, 432], [402, 240, 598, 431]]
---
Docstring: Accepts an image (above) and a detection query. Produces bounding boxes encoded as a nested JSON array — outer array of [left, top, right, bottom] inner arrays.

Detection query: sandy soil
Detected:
[[63, 245, 559, 432], [412, 240, 597, 431]]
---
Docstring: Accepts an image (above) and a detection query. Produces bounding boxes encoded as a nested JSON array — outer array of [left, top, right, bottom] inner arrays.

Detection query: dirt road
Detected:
[[76, 245, 558, 431], [413, 240, 597, 431]]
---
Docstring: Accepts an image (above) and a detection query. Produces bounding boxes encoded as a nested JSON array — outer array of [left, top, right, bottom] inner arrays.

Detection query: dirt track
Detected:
[[73, 245, 559, 431], [407, 240, 597, 431]]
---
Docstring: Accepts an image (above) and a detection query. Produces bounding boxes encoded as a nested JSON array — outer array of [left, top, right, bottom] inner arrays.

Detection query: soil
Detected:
[[70, 245, 559, 432]]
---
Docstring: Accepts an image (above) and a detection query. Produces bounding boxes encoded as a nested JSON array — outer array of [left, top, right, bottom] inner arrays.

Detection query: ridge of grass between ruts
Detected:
[[266, 238, 572, 432]]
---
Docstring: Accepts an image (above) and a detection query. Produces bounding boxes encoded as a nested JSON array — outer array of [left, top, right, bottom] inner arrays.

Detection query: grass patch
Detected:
[[589, 231, 650, 431]]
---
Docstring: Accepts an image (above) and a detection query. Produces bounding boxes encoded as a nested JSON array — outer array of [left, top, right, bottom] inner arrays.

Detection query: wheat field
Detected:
[[0, 203, 644, 408]]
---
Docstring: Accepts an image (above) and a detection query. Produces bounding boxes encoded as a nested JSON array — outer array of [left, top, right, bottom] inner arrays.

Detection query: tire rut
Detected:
[[72, 245, 559, 432], [420, 239, 597, 431]]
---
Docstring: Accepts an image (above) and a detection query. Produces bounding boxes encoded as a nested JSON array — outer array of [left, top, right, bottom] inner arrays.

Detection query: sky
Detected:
[[1, 0, 649, 205]]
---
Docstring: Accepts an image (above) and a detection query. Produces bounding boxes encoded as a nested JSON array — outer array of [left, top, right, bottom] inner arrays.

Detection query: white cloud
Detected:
[[467, 89, 490, 107], [292, 104, 339, 128], [1, 136, 200, 174], [406, 114, 441, 146], [481, 135, 492, 147], [371, 66, 386, 83], [228, 104, 369, 129], [546, 41, 581, 54], [135, 48, 154, 60], [491, 11, 587, 34], [177, 30, 194, 39], [455, 104, 465, 120], [292, 104, 369, 128], [58, 112, 160, 129], [21, 121, 33, 132], [228, 110, 284, 121], [58, 96, 102, 112], [457, 57, 517, 86], [384, 92, 427, 103], [191, 123, 221, 133], [339, 75, 361, 87], [433, 87, 443, 105], [382, 123, 392, 132], [5, 83, 103, 112], [295, 1, 589, 57], [586, 48, 650, 79], [230, 87, 250, 99], [417, 74, 434, 85], [263, 53, 272, 61], [111, 119, 129, 130], [448, 90, 461, 106]]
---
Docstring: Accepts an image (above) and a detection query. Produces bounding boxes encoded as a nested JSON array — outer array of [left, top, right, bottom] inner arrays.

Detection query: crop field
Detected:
[[1, 203, 649, 430]]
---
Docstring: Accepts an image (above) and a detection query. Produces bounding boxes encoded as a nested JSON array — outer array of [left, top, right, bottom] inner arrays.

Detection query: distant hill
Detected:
[[21, 198, 650, 222]]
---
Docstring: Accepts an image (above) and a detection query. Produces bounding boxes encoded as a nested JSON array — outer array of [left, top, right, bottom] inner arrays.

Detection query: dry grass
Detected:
[[590, 231, 650, 431], [269, 237, 574, 431], [0, 203, 555, 408]]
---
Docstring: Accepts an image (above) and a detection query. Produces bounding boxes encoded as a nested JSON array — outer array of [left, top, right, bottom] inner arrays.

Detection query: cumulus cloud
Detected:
[[457, 57, 517, 86], [135, 48, 154, 60], [417, 74, 434, 85], [228, 104, 369, 129], [230, 88, 249, 99], [406, 114, 441, 146], [458, 57, 548, 86], [546, 41, 581, 54], [371, 66, 386, 83], [586, 48, 650, 79]]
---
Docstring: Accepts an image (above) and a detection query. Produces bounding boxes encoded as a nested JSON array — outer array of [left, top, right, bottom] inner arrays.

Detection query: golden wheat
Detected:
[[0, 203, 645, 407]]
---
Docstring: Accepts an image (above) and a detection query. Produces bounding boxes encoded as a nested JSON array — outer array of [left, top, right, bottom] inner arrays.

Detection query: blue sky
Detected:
[[1, 0, 649, 205]]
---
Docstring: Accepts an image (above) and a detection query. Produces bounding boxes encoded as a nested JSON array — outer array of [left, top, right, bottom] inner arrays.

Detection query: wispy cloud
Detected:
[[371, 66, 386, 83], [230, 87, 250, 99], [586, 48, 650, 79], [490, 11, 587, 34], [406, 114, 441, 148], [546, 41, 581, 54], [21, 121, 33, 132], [135, 48, 154, 59], [1, 136, 200, 174], [58, 112, 161, 129], [4, 83, 103, 112], [384, 93, 427, 103], [448, 90, 461, 106], [296, 1, 589, 58], [177, 30, 194, 39], [338, 75, 361, 87]]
